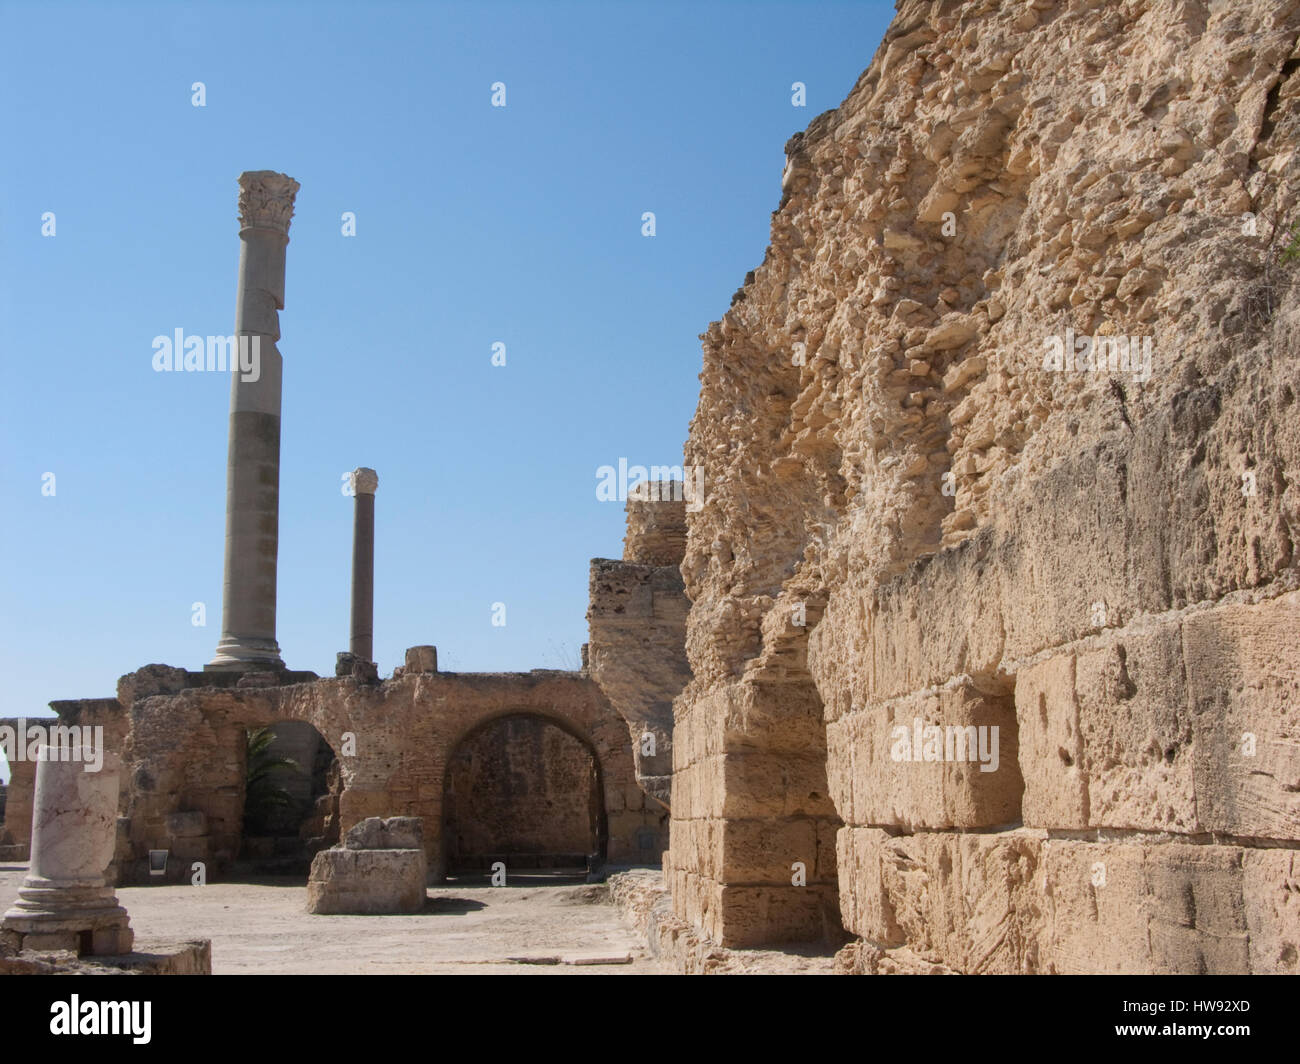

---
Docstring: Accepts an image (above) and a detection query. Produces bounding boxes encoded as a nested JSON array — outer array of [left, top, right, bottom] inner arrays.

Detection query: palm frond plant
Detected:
[[243, 726, 303, 835]]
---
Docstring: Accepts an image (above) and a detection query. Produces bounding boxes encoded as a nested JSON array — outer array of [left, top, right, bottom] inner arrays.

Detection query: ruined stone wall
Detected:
[[0, 720, 35, 860], [444, 714, 600, 866], [623, 482, 689, 565], [57, 661, 662, 884], [587, 484, 692, 810], [672, 0, 1300, 970]]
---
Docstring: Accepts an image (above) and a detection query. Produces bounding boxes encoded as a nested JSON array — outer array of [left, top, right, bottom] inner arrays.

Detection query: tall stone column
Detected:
[[2, 749, 133, 955], [209, 171, 300, 670], [349, 468, 378, 663]]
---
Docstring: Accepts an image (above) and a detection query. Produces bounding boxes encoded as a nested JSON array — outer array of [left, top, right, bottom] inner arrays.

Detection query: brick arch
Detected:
[[272, 670, 664, 880], [441, 710, 609, 873]]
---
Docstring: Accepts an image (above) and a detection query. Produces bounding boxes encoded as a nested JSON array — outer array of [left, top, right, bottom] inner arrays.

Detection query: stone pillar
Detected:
[[2, 748, 133, 955], [209, 170, 300, 670], [349, 468, 378, 663]]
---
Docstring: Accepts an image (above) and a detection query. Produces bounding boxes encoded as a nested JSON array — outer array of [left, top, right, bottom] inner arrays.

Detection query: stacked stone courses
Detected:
[[668, 0, 1300, 972]]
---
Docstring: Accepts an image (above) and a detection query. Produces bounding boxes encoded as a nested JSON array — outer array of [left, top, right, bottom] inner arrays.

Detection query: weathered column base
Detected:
[[206, 635, 284, 671], [3, 878, 134, 956]]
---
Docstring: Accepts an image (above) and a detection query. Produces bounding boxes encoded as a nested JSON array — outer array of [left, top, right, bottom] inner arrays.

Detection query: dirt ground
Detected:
[[0, 865, 665, 975]]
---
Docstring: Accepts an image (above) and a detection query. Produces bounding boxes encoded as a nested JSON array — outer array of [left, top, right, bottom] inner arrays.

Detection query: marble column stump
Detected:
[[2, 748, 134, 955]]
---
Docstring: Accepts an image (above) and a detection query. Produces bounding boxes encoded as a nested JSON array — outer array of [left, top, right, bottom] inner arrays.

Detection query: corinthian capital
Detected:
[[237, 170, 300, 236]]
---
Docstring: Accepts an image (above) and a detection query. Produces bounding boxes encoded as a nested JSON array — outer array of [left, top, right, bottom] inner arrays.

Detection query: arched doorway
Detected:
[[238, 720, 341, 876], [443, 713, 606, 874]]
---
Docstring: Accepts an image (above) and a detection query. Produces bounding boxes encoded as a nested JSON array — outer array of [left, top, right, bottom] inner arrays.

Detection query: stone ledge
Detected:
[[0, 939, 211, 975]]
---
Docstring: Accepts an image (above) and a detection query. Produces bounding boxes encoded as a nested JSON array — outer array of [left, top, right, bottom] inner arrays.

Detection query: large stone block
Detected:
[[721, 752, 835, 820], [1016, 621, 1194, 832], [404, 646, 437, 674], [710, 883, 841, 948], [1042, 841, 1251, 975], [1073, 621, 1194, 832], [837, 826, 1043, 973], [1242, 848, 1300, 974], [306, 848, 426, 915], [837, 827, 1292, 974], [827, 681, 1021, 829], [1015, 653, 1088, 828], [344, 815, 423, 851], [719, 817, 823, 883], [1184, 592, 1300, 840]]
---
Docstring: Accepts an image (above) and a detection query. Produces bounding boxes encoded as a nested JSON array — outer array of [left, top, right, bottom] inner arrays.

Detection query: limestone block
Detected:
[[1073, 621, 1194, 832], [1242, 849, 1300, 974], [1042, 841, 1251, 975], [837, 827, 1042, 973], [719, 817, 820, 883], [842, 555, 1008, 705], [827, 682, 1021, 829], [837, 827, 1289, 974], [344, 816, 423, 851], [1184, 593, 1300, 839], [306, 849, 426, 914], [404, 646, 437, 674], [721, 680, 827, 750], [835, 827, 903, 948], [721, 752, 834, 819], [711, 883, 840, 948], [1015, 653, 1088, 828]]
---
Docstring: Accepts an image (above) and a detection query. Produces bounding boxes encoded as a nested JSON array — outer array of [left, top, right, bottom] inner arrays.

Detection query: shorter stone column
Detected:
[[349, 467, 378, 663], [2, 747, 133, 955]]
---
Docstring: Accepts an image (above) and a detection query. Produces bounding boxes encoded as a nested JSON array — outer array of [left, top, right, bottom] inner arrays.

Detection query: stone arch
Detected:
[[238, 720, 342, 874], [442, 711, 607, 875], [274, 670, 666, 880]]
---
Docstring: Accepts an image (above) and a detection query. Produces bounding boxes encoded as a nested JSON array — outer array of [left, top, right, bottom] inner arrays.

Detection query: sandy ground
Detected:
[[0, 864, 665, 975]]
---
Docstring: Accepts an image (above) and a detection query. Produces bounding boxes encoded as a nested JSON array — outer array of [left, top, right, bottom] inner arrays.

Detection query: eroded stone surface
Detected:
[[307, 847, 426, 915], [669, 0, 1300, 970]]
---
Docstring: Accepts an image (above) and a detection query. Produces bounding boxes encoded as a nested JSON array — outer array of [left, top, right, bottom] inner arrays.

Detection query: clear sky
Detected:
[[0, 0, 893, 768]]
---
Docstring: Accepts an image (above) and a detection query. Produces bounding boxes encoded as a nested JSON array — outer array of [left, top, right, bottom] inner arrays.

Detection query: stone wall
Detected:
[[1, 477, 686, 888], [47, 662, 662, 885], [587, 484, 692, 810], [0, 719, 35, 861], [623, 481, 689, 565], [670, 0, 1300, 970]]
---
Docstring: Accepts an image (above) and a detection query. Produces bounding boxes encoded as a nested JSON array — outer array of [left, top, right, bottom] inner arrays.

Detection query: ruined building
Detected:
[[0, 172, 690, 891]]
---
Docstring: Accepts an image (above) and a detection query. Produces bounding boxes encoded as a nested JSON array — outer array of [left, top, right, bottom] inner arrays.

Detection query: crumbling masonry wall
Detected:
[[587, 483, 692, 811], [49, 662, 661, 885], [671, 0, 1300, 970], [2, 477, 687, 887]]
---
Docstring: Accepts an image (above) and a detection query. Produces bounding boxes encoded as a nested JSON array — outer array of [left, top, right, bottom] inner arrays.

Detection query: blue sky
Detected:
[[0, 0, 893, 762]]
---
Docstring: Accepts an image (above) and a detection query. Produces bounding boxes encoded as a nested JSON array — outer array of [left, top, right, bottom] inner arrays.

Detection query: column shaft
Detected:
[[350, 493, 375, 661], [209, 171, 299, 670]]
